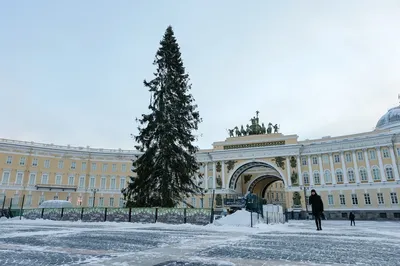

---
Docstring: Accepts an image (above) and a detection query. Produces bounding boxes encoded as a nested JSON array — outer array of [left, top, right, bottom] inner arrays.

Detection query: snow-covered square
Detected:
[[0, 213, 399, 266]]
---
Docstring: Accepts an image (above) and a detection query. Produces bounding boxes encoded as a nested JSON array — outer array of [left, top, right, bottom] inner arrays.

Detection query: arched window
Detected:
[[324, 170, 332, 183], [347, 169, 355, 182], [313, 172, 320, 185], [303, 172, 309, 185], [385, 165, 394, 180], [336, 169, 343, 183], [372, 167, 380, 181], [359, 168, 368, 181]]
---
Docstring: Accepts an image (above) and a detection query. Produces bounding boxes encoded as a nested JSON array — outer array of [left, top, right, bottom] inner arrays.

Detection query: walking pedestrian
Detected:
[[309, 189, 324, 231], [349, 212, 355, 226]]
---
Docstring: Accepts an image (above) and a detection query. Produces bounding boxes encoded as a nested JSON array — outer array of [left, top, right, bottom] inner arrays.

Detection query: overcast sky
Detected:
[[1, 1, 400, 150]]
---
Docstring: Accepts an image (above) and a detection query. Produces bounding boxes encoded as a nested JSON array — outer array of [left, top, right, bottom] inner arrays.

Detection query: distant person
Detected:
[[309, 189, 324, 231], [349, 212, 355, 226]]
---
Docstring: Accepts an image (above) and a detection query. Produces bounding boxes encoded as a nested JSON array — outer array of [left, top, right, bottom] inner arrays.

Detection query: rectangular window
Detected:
[[32, 158, 38, 167], [2, 172, 10, 184], [26, 195, 32, 206], [79, 176, 85, 188], [369, 150, 376, 160], [58, 160, 64, 169], [120, 177, 126, 189], [386, 167, 394, 180], [334, 154, 340, 163], [29, 173, 36, 185], [345, 153, 352, 162], [357, 151, 364, 161], [208, 198, 213, 208], [112, 164, 117, 172], [16, 172, 23, 185], [390, 192, 398, 204], [351, 194, 358, 205], [377, 193, 384, 205], [119, 198, 124, 207], [360, 169, 368, 181], [364, 193, 371, 205], [12, 194, 19, 206], [55, 175, 62, 185], [19, 156, 26, 166], [88, 197, 94, 207], [339, 194, 346, 205], [122, 164, 127, 172], [68, 176, 74, 186], [82, 162, 87, 170], [39, 195, 45, 205], [102, 163, 108, 172], [382, 149, 390, 158], [99, 197, 104, 207], [91, 163, 97, 171], [312, 157, 318, 165], [301, 157, 307, 166], [41, 174, 48, 184], [6, 156, 12, 164], [44, 160, 50, 168], [101, 177, 106, 189], [71, 161, 76, 170], [110, 177, 116, 189], [348, 170, 355, 182], [89, 176, 95, 188], [328, 195, 334, 205], [192, 197, 196, 207], [109, 197, 114, 207]]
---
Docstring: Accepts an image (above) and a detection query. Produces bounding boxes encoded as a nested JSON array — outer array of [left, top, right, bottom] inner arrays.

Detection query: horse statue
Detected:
[[267, 123, 273, 134], [261, 123, 266, 134], [273, 124, 279, 133], [234, 126, 242, 137], [240, 125, 247, 136], [228, 129, 234, 137]]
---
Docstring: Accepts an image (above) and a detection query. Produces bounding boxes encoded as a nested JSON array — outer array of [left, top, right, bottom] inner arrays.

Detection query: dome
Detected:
[[376, 105, 400, 130]]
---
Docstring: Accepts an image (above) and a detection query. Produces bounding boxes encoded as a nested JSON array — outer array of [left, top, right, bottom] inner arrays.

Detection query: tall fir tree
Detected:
[[122, 26, 202, 207]]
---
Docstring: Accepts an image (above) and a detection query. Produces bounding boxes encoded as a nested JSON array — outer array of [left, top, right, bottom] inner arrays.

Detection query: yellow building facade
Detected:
[[1, 104, 400, 219]]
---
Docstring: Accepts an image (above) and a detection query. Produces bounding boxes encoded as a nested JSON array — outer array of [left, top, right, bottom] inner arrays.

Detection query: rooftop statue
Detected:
[[227, 111, 281, 137]]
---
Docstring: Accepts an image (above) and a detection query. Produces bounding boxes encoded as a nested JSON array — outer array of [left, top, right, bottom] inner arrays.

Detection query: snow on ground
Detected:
[[214, 210, 259, 227], [0, 217, 399, 266]]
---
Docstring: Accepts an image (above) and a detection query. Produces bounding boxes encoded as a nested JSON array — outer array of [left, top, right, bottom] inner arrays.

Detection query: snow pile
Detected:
[[213, 210, 259, 227]]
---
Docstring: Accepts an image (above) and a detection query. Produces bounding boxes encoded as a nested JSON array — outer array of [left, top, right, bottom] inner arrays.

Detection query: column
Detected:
[[297, 156, 303, 186], [329, 153, 337, 184], [212, 162, 216, 189], [376, 147, 387, 182], [221, 161, 226, 188], [195, 173, 199, 187], [389, 147, 400, 180], [318, 155, 325, 185], [307, 156, 314, 186], [204, 163, 208, 189], [363, 149, 373, 183], [340, 152, 349, 184], [285, 157, 292, 187], [352, 151, 361, 183]]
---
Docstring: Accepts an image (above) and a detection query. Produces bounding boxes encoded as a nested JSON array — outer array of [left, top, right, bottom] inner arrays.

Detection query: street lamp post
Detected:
[[91, 188, 99, 208]]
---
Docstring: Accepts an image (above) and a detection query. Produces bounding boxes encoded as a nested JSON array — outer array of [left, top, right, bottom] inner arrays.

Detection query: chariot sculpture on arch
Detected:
[[227, 111, 280, 137]]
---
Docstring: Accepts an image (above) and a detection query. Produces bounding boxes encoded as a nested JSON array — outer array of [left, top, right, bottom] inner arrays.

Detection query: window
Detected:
[[347, 169, 355, 182], [89, 176, 95, 188], [302, 172, 309, 185], [44, 160, 50, 168], [53, 195, 59, 200], [313, 172, 320, 185], [122, 164, 127, 172], [357, 151, 363, 161], [109, 197, 114, 207], [88, 197, 94, 207], [101, 177, 106, 189], [385, 166, 394, 180], [82, 162, 87, 170], [6, 156, 12, 164], [55, 175, 62, 185], [397, 147, 400, 156], [58, 160, 64, 169], [377, 193, 384, 204], [2, 172, 10, 184], [312, 157, 318, 165], [112, 164, 117, 172], [39, 195, 45, 205], [336, 169, 343, 183], [382, 148, 390, 158], [390, 192, 398, 204], [26, 195, 32, 206], [120, 177, 126, 189], [351, 194, 358, 205], [339, 194, 346, 205], [301, 157, 307, 166], [91, 163, 97, 171], [12, 194, 19, 206], [110, 177, 116, 189], [322, 155, 329, 164], [68, 176, 74, 185], [324, 170, 332, 183], [192, 197, 196, 207], [372, 167, 380, 181], [364, 193, 371, 205], [32, 158, 38, 167], [119, 198, 124, 207], [102, 163, 108, 172], [29, 173, 36, 185], [79, 176, 85, 188], [359, 168, 368, 181], [328, 195, 334, 205], [71, 162, 76, 170], [345, 153, 352, 162], [16, 172, 23, 185], [208, 198, 212, 208], [369, 150, 376, 160], [99, 197, 104, 207], [19, 157, 26, 166], [334, 154, 340, 163], [41, 174, 48, 184]]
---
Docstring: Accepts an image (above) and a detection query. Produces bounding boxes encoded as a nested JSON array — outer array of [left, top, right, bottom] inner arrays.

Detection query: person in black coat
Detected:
[[308, 189, 324, 230], [349, 212, 355, 226]]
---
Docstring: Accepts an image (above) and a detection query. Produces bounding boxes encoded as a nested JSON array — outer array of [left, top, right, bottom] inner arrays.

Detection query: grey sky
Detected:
[[1, 1, 399, 150]]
